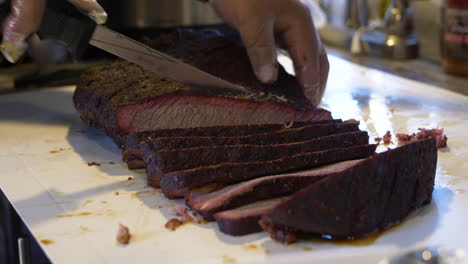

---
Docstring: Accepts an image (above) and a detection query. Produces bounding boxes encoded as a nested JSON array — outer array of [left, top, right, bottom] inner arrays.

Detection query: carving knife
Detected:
[[0, 0, 253, 95]]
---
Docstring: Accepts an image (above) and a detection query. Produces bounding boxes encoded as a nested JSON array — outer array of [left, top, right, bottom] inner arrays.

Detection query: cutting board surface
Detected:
[[0, 55, 467, 264]]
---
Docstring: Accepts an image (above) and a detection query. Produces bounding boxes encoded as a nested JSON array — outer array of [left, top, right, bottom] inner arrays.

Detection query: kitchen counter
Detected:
[[326, 46, 468, 97], [0, 54, 467, 264]]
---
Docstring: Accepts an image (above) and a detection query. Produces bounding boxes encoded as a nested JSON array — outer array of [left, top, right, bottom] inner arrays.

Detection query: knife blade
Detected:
[[89, 25, 253, 95]]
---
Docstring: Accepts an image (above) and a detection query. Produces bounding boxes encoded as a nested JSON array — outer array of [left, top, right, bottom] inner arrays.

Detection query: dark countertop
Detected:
[[325, 46, 468, 97]]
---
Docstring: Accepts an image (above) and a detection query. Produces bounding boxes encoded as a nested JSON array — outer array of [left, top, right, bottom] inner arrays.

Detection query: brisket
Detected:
[[73, 30, 331, 138], [145, 131, 369, 185], [159, 144, 377, 198], [123, 119, 345, 169], [122, 119, 342, 149], [214, 198, 287, 236], [187, 160, 364, 221], [260, 138, 437, 243]]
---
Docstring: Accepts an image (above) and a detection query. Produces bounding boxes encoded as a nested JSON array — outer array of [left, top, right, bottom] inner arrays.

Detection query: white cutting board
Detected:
[[0, 55, 467, 264]]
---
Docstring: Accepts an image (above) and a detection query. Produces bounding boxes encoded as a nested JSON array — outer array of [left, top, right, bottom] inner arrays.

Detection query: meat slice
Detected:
[[123, 119, 344, 169], [159, 144, 377, 198], [187, 160, 364, 221], [260, 138, 437, 243], [122, 119, 342, 149], [214, 198, 287, 236], [140, 121, 353, 152], [144, 131, 369, 181], [73, 30, 331, 137]]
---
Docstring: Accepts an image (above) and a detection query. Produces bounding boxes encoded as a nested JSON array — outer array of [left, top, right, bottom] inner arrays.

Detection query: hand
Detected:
[[0, 0, 107, 63], [211, 0, 329, 106]]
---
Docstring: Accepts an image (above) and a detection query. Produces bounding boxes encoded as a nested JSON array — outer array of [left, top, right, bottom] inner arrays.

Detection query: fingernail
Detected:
[[88, 5, 108, 24], [256, 63, 278, 84], [0, 40, 28, 63], [297, 65, 322, 105]]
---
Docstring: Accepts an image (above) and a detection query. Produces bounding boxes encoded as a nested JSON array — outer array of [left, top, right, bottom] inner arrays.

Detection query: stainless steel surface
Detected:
[[89, 25, 252, 95], [102, 0, 222, 29], [318, 0, 370, 49], [18, 237, 30, 264], [320, 0, 420, 59], [357, 0, 419, 59], [345, 0, 369, 29], [381, 0, 419, 58]]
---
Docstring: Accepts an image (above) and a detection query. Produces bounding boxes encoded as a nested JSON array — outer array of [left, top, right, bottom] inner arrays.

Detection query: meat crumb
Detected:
[[115, 192, 120, 195], [165, 218, 183, 231], [165, 207, 205, 231], [259, 219, 297, 244], [173, 206, 204, 224], [87, 162, 101, 167], [382, 131, 392, 144], [396, 128, 448, 149], [127, 177, 133, 181], [345, 119, 360, 125], [116, 224, 131, 244]]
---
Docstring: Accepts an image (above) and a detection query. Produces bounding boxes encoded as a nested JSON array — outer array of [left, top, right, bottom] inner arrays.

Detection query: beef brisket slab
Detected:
[[159, 144, 377, 198], [259, 138, 437, 243], [73, 30, 331, 138], [123, 119, 344, 169], [187, 160, 364, 221]]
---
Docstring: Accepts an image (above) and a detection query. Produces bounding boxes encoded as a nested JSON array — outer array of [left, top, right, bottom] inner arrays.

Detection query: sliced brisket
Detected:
[[260, 138, 437, 243], [73, 30, 331, 137], [214, 198, 287, 236], [123, 119, 345, 169], [143, 131, 368, 179], [122, 119, 342, 149], [159, 144, 377, 198], [187, 160, 364, 221]]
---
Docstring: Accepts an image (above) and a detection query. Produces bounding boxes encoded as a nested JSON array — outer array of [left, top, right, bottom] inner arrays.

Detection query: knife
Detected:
[[0, 0, 253, 95]]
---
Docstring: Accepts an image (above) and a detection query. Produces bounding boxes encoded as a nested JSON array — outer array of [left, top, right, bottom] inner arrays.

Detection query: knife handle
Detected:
[[0, 0, 96, 60]]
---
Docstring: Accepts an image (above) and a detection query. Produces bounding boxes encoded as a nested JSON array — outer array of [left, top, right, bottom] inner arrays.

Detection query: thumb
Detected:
[[67, 0, 108, 24], [237, 19, 279, 85], [1, 0, 46, 63]]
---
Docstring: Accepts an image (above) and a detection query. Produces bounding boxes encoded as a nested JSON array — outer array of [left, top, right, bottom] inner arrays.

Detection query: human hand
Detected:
[[0, 0, 107, 63], [211, 0, 329, 106]]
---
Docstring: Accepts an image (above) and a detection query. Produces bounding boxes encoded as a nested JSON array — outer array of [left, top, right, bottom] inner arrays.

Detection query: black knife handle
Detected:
[[0, 0, 96, 60], [0, 2, 11, 36], [0, 2, 9, 18]]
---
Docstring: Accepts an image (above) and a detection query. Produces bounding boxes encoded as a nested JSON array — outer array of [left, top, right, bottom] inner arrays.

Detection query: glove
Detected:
[[211, 0, 329, 106], [0, 0, 107, 63]]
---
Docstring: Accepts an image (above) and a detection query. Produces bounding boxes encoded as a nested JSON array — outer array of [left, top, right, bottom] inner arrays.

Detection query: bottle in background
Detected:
[[441, 0, 468, 76]]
